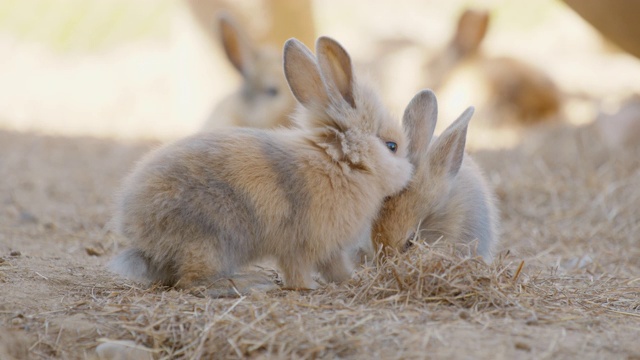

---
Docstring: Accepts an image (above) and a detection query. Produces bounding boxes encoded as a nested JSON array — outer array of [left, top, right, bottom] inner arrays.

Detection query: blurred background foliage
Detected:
[[0, 0, 638, 142], [0, 0, 173, 52]]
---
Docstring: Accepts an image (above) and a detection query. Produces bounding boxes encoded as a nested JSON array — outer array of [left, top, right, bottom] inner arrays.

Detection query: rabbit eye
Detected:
[[265, 87, 279, 97], [385, 141, 398, 153]]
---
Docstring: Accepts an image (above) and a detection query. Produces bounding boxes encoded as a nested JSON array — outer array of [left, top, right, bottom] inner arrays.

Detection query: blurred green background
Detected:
[[0, 0, 173, 52], [0, 0, 638, 142]]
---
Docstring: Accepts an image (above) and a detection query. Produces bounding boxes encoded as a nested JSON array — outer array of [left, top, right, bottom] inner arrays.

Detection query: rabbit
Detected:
[[426, 9, 562, 148], [109, 36, 414, 293], [371, 90, 499, 262], [201, 13, 295, 130]]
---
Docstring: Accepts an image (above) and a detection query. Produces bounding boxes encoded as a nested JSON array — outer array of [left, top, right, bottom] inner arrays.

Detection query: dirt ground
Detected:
[[0, 120, 638, 359], [1, 1, 640, 358]]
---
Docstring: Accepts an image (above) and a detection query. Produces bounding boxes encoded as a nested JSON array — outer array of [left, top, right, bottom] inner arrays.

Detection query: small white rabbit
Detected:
[[371, 90, 499, 262], [202, 13, 295, 130], [110, 36, 413, 292]]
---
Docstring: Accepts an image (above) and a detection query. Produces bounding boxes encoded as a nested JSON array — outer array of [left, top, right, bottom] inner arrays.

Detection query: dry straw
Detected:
[[68, 239, 636, 359], [1, 123, 639, 359]]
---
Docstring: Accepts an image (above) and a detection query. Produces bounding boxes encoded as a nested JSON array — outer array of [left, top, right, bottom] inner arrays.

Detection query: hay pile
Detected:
[[53, 247, 521, 359], [57, 241, 637, 359]]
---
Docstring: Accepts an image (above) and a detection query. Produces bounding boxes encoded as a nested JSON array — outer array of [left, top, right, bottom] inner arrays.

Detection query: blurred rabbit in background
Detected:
[[201, 13, 296, 130], [426, 9, 562, 148], [367, 8, 563, 149]]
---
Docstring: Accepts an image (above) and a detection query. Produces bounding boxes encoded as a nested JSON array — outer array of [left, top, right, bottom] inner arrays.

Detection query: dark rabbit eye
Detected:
[[265, 87, 279, 97], [385, 141, 398, 153]]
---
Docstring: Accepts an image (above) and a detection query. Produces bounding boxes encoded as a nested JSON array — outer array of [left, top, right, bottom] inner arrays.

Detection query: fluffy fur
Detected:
[[110, 37, 413, 292], [202, 13, 295, 130], [371, 90, 499, 262]]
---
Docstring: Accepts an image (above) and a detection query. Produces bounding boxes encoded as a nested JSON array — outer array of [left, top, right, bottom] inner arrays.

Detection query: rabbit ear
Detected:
[[284, 38, 329, 108], [428, 107, 474, 179], [452, 9, 489, 56], [315, 36, 356, 108], [218, 12, 256, 77], [403, 90, 438, 165]]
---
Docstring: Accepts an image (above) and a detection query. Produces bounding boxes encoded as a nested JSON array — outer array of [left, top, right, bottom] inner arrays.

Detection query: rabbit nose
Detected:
[[403, 239, 414, 252], [403, 232, 416, 252]]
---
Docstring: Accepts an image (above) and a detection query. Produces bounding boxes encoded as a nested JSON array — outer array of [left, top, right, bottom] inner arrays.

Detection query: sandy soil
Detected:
[[0, 122, 638, 359]]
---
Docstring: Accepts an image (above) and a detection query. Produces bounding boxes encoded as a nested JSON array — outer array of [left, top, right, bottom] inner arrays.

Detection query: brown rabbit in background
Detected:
[[110, 36, 413, 293], [201, 13, 295, 130], [428, 9, 561, 147], [372, 90, 499, 262]]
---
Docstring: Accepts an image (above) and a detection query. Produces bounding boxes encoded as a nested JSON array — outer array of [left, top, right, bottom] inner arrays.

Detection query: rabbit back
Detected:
[[112, 128, 404, 287], [113, 130, 307, 284]]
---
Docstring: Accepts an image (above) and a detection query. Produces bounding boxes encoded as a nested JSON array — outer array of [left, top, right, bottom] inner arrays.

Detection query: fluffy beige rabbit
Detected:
[[110, 36, 413, 293], [372, 90, 499, 262], [428, 9, 561, 147], [202, 13, 295, 130]]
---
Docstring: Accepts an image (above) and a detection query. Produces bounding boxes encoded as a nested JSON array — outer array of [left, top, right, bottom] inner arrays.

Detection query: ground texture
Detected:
[[0, 122, 639, 359]]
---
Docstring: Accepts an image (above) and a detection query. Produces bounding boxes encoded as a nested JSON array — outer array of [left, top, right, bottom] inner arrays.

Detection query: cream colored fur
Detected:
[[372, 90, 499, 262], [110, 37, 413, 293], [202, 13, 295, 130]]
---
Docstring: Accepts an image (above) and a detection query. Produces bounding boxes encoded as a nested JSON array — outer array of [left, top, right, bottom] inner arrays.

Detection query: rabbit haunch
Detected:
[[110, 37, 413, 291]]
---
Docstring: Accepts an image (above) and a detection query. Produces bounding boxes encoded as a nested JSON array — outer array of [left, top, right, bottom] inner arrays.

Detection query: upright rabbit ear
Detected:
[[316, 36, 356, 108], [452, 9, 490, 56], [283, 38, 329, 108], [218, 12, 255, 77], [403, 90, 438, 165], [428, 107, 474, 179]]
